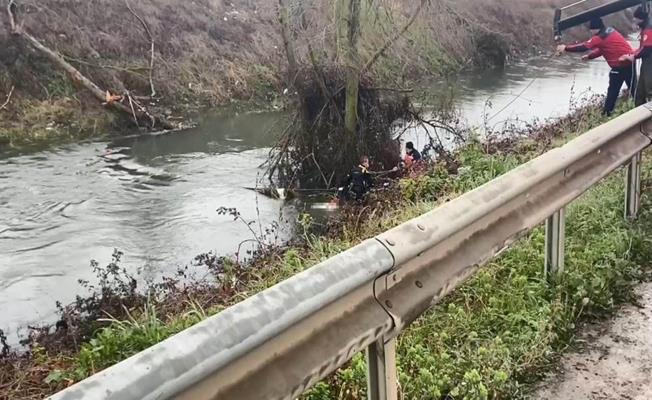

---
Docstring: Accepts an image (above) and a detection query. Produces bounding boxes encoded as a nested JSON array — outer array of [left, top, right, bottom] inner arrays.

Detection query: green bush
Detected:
[[305, 145, 652, 399]]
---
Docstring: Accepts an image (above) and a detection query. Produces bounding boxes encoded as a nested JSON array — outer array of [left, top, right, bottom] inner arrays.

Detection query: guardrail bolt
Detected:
[[386, 239, 396, 247], [415, 281, 423, 288], [385, 300, 393, 309]]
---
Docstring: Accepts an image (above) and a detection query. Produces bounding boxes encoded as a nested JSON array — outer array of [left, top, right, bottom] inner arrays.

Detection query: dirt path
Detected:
[[531, 282, 652, 400]]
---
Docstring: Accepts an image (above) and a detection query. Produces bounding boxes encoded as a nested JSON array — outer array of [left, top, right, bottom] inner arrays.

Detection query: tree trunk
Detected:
[[337, 0, 361, 137], [334, 0, 345, 61], [278, 0, 298, 85]]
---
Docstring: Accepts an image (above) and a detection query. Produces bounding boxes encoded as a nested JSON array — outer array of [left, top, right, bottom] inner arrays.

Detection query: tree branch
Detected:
[[7, 0, 18, 34], [362, 0, 428, 74], [0, 86, 14, 110], [124, 0, 156, 98], [307, 43, 343, 122], [63, 54, 149, 77], [367, 87, 413, 93]]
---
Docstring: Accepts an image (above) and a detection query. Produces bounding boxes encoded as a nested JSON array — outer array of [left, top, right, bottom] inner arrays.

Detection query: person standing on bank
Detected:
[[620, 6, 652, 106], [557, 18, 636, 115]]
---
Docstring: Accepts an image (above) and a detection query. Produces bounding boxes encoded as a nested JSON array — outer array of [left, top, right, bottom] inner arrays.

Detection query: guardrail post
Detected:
[[545, 208, 565, 278], [366, 337, 398, 400], [625, 152, 642, 220]]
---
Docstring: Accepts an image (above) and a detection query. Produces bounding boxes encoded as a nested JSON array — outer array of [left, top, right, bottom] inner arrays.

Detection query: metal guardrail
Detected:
[[49, 106, 652, 400], [554, 0, 649, 37]]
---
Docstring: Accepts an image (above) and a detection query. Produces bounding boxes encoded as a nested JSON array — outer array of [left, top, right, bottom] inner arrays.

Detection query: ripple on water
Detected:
[[0, 59, 612, 343], [12, 239, 63, 254]]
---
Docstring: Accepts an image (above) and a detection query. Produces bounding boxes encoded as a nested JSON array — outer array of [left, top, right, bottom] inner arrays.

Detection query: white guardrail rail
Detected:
[[49, 105, 652, 400]]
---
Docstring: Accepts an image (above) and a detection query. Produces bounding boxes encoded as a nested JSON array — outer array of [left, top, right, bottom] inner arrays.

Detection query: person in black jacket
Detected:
[[338, 155, 373, 202], [405, 142, 422, 163]]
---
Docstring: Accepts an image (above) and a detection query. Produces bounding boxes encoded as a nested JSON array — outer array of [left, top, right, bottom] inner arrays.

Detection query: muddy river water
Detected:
[[0, 55, 614, 339]]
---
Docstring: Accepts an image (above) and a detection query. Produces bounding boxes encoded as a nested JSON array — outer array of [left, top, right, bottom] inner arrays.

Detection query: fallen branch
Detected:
[[124, 0, 156, 98], [62, 54, 149, 77], [367, 87, 414, 93], [6, 1, 173, 130], [126, 93, 140, 127], [0, 86, 14, 111], [310, 153, 331, 188]]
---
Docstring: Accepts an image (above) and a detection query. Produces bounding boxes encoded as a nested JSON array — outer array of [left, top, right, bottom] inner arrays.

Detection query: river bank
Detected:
[[0, 51, 617, 344], [0, 0, 627, 149], [3, 98, 652, 399]]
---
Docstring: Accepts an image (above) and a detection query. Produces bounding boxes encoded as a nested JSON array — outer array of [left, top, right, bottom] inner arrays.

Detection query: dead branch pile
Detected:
[[266, 66, 411, 189]]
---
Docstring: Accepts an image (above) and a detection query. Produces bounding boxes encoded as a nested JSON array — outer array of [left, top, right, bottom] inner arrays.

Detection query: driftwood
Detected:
[[6, 0, 174, 130]]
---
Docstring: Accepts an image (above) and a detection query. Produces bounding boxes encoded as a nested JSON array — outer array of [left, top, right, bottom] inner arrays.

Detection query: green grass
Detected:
[[0, 96, 118, 150], [388, 173, 651, 399], [304, 141, 652, 399]]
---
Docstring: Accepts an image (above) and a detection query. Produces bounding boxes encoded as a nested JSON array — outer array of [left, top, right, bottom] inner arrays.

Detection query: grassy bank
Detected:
[[309, 138, 652, 399], [0, 0, 620, 148], [3, 100, 652, 399]]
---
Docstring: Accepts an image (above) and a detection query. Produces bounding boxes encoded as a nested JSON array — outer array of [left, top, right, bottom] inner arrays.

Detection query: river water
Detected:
[[0, 55, 613, 339]]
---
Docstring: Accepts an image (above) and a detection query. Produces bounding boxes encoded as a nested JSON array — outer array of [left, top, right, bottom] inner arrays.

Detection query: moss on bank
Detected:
[[0, 99, 119, 149]]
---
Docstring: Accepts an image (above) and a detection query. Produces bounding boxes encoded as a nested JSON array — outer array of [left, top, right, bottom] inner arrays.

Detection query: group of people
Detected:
[[336, 142, 422, 203], [337, 6, 652, 204], [556, 6, 652, 115]]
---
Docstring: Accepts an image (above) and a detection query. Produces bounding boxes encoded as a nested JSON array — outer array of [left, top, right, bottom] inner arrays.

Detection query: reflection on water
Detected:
[[0, 110, 296, 339], [0, 55, 615, 339], [401, 55, 613, 151], [458, 56, 611, 126]]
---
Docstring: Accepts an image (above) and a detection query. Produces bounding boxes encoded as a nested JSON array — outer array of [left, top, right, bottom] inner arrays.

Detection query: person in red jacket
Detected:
[[620, 6, 652, 106], [557, 18, 636, 115]]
